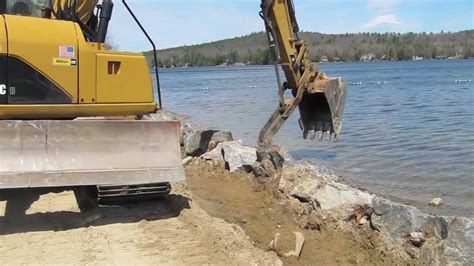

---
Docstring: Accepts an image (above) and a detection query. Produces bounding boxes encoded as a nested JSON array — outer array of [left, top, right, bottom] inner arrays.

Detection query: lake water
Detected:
[[156, 60, 474, 217]]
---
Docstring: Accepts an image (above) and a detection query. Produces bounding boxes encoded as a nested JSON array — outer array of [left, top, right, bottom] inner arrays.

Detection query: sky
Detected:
[[108, 0, 474, 51]]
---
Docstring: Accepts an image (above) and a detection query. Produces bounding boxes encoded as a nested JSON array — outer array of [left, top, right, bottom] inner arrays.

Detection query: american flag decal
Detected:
[[59, 45, 75, 58]]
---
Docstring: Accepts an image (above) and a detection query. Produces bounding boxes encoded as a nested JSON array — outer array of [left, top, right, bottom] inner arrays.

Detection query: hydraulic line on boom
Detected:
[[258, 0, 347, 146]]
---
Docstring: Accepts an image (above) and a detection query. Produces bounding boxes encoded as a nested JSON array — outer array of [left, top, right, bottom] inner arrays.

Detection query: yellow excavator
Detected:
[[0, 0, 347, 217]]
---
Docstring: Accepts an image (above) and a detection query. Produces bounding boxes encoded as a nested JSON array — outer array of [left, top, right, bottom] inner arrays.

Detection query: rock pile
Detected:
[[158, 110, 473, 265]]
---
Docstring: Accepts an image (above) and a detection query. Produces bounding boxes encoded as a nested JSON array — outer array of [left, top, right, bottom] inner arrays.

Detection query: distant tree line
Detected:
[[144, 30, 473, 67]]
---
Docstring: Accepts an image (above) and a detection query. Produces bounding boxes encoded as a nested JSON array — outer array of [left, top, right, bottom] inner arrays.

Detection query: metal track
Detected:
[[97, 182, 171, 204]]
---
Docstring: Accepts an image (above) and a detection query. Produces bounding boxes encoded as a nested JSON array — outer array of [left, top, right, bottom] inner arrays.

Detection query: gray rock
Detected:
[[256, 149, 285, 170], [185, 129, 217, 156], [281, 161, 339, 182], [181, 119, 207, 146], [208, 131, 233, 151], [250, 162, 265, 177], [408, 232, 426, 247], [185, 130, 233, 156], [149, 110, 181, 121], [201, 141, 257, 172], [424, 215, 449, 240], [371, 197, 425, 240], [279, 161, 324, 202], [279, 161, 372, 210], [182, 156, 193, 165], [271, 145, 294, 161], [251, 160, 278, 178], [221, 141, 257, 172], [313, 182, 373, 210], [444, 217, 474, 265], [201, 143, 225, 161], [429, 197, 443, 206], [268, 232, 305, 259], [283, 232, 305, 258]]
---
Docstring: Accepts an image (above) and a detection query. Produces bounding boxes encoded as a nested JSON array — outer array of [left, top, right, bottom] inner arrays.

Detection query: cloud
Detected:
[[367, 0, 403, 9], [362, 14, 401, 28], [362, 0, 403, 29]]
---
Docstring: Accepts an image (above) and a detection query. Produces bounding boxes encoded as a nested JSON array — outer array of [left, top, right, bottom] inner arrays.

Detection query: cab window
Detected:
[[6, 0, 49, 17]]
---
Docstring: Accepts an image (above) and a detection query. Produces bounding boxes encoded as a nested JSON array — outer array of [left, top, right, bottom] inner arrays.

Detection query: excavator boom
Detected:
[[258, 0, 347, 145]]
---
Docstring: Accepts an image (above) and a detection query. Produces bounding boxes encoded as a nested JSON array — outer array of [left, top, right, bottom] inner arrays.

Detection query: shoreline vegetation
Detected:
[[145, 30, 473, 68]]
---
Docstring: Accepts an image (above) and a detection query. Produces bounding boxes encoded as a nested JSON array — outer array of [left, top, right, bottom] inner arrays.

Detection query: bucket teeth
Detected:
[[318, 131, 323, 141], [298, 118, 304, 130], [323, 122, 331, 133], [315, 122, 322, 132], [303, 130, 341, 143]]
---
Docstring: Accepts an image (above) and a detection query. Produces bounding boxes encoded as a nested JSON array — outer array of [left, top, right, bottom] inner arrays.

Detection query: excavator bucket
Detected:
[[0, 120, 185, 189], [257, 75, 347, 146], [298, 76, 347, 140]]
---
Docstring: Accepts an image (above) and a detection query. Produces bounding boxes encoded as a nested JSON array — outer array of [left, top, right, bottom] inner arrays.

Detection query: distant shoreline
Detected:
[[146, 30, 473, 68], [157, 57, 474, 69]]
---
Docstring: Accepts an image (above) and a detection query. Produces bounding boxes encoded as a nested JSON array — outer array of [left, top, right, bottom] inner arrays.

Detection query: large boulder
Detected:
[[185, 130, 233, 156], [201, 142, 226, 161], [222, 141, 257, 172], [279, 161, 325, 202], [313, 182, 373, 210], [181, 120, 207, 147], [443, 217, 474, 265], [279, 161, 372, 210], [371, 197, 426, 240], [201, 141, 257, 172]]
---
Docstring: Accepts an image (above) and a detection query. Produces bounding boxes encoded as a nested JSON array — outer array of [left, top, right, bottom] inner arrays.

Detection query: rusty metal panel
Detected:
[[0, 120, 185, 188]]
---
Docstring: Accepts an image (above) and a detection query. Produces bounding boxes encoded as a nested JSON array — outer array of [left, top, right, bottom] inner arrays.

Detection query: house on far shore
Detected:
[[360, 53, 376, 61]]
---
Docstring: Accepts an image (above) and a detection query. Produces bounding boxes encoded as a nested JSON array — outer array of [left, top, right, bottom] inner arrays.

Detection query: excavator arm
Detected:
[[52, 0, 98, 24], [258, 0, 347, 145]]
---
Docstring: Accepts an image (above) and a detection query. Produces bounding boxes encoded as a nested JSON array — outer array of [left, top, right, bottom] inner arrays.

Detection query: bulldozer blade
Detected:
[[0, 120, 185, 189], [299, 76, 347, 140]]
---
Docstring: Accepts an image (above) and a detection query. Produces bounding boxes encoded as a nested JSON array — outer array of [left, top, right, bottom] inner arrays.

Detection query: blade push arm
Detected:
[[258, 0, 347, 146]]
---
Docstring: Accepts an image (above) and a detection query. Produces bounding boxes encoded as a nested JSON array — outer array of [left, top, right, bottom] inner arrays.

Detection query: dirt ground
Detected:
[[0, 183, 279, 265], [186, 160, 407, 266], [0, 159, 409, 265]]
